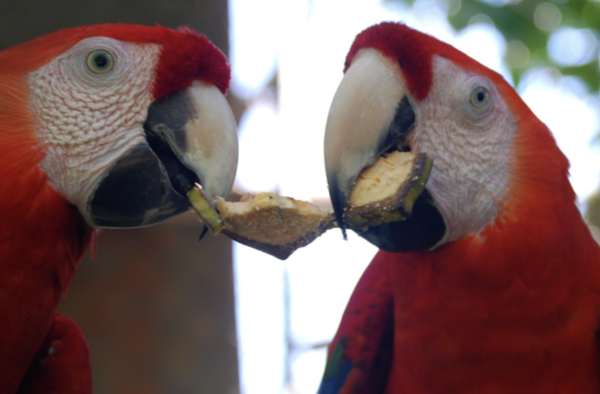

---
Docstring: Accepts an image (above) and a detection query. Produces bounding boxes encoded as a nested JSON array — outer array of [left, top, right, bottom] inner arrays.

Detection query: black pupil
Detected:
[[95, 53, 108, 68], [477, 90, 485, 102]]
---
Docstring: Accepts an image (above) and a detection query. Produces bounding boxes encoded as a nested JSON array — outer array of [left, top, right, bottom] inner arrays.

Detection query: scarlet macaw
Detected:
[[0, 25, 238, 393], [321, 22, 600, 393]]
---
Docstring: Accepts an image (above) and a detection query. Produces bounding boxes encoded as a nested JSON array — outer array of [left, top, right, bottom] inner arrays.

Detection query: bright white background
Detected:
[[228, 1, 600, 393]]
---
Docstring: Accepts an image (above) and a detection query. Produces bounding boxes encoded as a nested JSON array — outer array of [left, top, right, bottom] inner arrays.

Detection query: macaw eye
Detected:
[[470, 86, 490, 109], [86, 50, 114, 74]]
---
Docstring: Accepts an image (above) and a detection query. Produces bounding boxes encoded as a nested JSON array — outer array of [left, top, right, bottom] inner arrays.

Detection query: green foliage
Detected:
[[586, 192, 600, 228], [562, 63, 600, 91]]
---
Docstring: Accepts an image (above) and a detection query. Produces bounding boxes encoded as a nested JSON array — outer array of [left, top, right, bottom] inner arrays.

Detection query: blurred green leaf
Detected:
[[585, 193, 600, 228], [567, 0, 591, 17], [449, 0, 547, 48], [562, 62, 600, 91], [581, 2, 600, 30]]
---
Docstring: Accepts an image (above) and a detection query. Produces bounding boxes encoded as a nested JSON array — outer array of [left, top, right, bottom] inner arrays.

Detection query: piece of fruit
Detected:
[[217, 193, 334, 260], [344, 151, 432, 229]]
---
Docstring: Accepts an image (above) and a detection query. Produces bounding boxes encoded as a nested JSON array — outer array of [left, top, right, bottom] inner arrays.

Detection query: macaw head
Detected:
[[324, 22, 571, 252], [1, 24, 238, 228]]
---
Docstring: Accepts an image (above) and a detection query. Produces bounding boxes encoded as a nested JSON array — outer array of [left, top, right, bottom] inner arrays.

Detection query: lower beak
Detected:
[[324, 50, 445, 251], [85, 81, 238, 228]]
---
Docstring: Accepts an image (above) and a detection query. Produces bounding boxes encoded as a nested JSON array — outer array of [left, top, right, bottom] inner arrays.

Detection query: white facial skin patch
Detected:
[[28, 37, 161, 212], [408, 56, 517, 244]]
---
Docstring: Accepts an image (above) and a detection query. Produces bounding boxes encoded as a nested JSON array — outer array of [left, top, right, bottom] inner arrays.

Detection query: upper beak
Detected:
[[324, 50, 445, 251], [85, 80, 238, 228], [325, 50, 415, 232]]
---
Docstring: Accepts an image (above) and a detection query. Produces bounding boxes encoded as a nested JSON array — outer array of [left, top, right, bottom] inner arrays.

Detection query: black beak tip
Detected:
[[198, 225, 210, 242], [328, 182, 349, 240]]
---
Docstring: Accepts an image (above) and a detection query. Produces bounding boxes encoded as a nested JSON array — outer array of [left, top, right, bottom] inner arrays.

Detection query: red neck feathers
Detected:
[[0, 72, 94, 295], [0, 71, 95, 392]]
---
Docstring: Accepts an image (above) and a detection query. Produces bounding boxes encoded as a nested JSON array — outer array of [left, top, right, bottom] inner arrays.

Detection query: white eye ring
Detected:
[[86, 50, 114, 74], [470, 85, 490, 109]]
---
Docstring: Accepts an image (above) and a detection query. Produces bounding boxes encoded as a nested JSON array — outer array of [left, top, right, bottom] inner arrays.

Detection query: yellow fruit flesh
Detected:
[[345, 151, 432, 228], [187, 184, 224, 235]]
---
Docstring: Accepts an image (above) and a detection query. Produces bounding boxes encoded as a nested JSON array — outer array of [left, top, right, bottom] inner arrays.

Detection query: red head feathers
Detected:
[[0, 24, 230, 98]]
